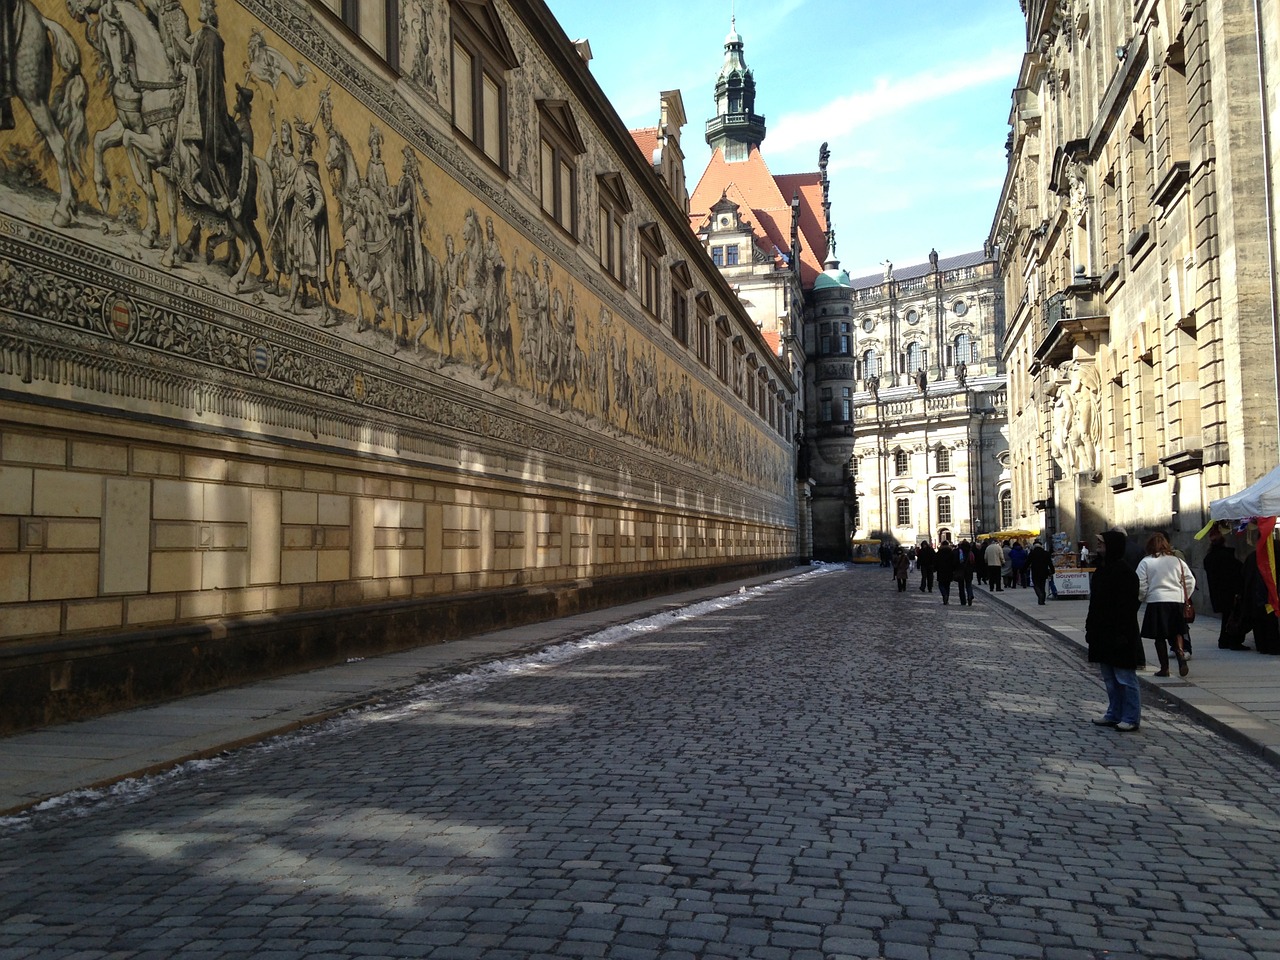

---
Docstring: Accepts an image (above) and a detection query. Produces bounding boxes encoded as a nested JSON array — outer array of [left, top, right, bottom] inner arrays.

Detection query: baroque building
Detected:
[[991, 0, 1280, 560], [0, 0, 798, 730], [807, 253, 1010, 558]]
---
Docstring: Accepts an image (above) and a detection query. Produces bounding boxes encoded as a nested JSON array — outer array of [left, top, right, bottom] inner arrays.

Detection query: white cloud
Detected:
[[767, 51, 1021, 154]]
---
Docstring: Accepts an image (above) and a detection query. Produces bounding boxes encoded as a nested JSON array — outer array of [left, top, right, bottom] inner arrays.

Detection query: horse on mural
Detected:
[[325, 126, 397, 333], [6, 0, 88, 227], [69, 0, 262, 292]]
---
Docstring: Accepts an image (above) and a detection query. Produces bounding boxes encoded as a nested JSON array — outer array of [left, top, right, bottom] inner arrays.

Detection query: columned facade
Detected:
[[992, 0, 1280, 561]]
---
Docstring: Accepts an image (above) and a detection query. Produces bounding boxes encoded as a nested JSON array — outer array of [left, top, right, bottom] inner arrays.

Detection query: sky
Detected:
[[542, 0, 1027, 280]]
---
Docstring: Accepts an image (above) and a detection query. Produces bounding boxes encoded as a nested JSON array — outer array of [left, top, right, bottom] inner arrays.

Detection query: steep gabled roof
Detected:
[[629, 127, 659, 165], [690, 146, 828, 288]]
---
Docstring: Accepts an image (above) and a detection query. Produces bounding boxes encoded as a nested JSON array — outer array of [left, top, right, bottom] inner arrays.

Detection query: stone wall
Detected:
[[0, 0, 797, 729]]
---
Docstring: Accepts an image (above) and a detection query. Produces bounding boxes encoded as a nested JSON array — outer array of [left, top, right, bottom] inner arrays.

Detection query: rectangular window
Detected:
[[481, 75, 501, 163], [597, 174, 630, 285], [725, 245, 739, 266], [540, 141, 555, 216], [897, 498, 911, 527], [840, 386, 852, 422], [711, 246, 724, 267], [452, 41, 474, 140], [937, 496, 952, 524], [697, 316, 712, 366], [334, 0, 399, 68], [716, 338, 728, 382], [642, 255, 659, 316], [819, 387, 833, 423], [672, 285, 690, 344]]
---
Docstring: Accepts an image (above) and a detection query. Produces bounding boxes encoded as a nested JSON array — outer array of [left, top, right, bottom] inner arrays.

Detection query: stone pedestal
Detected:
[[1055, 474, 1111, 548]]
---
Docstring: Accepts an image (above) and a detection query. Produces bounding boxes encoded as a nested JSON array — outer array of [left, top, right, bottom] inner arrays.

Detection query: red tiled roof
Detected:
[[690, 146, 828, 288], [629, 127, 659, 166], [761, 329, 783, 358]]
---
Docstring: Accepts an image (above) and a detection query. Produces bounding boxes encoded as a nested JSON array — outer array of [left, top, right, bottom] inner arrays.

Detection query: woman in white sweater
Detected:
[[1136, 532, 1197, 677]]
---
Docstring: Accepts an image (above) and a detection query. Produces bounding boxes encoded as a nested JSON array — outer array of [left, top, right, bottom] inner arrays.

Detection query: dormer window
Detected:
[[537, 100, 585, 237], [450, 0, 518, 170]]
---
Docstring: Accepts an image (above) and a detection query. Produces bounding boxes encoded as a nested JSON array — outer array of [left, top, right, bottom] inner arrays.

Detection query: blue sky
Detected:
[[543, 0, 1027, 279]]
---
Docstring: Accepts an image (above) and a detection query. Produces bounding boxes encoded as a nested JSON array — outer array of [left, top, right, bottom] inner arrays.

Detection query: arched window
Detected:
[[906, 341, 925, 372], [895, 449, 909, 475], [1000, 489, 1013, 529], [953, 333, 974, 365], [862, 348, 879, 380], [935, 447, 950, 473]]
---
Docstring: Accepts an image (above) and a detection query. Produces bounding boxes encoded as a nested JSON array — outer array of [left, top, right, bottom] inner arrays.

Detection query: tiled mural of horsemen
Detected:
[[4, 0, 88, 228], [65, 0, 264, 292], [0, 0, 774, 486]]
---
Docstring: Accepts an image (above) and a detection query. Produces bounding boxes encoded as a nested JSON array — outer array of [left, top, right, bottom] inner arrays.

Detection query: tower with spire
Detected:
[[705, 17, 766, 160]]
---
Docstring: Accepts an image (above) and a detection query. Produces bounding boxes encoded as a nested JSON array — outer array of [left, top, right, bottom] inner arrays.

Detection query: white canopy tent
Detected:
[[1208, 464, 1280, 520]]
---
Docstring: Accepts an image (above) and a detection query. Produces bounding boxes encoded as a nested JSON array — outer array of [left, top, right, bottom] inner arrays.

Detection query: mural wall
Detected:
[[0, 0, 796, 724]]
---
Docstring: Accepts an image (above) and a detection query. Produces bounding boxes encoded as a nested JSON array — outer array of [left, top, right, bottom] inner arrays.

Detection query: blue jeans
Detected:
[[1099, 664, 1141, 725]]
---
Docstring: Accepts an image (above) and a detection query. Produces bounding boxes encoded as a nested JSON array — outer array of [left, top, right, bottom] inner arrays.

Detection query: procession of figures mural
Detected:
[[1, 0, 789, 498]]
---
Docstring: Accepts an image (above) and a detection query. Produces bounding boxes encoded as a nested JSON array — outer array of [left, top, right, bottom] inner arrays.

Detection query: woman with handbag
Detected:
[[1135, 531, 1197, 677]]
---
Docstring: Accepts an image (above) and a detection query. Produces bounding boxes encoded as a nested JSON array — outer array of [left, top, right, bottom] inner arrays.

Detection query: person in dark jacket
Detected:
[[1202, 526, 1247, 649], [917, 540, 937, 592], [892, 546, 911, 592], [1086, 529, 1144, 731], [935, 541, 957, 605], [1028, 541, 1055, 605], [955, 539, 977, 606], [1241, 549, 1280, 654]]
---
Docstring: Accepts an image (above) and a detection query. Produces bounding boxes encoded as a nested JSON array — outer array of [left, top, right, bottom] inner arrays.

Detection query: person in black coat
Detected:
[[1202, 526, 1247, 649], [935, 541, 958, 605], [917, 540, 937, 593], [1085, 529, 1144, 731], [1028, 541, 1055, 605]]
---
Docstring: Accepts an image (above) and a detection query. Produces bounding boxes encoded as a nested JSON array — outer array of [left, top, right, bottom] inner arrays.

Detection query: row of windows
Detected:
[[328, 1, 787, 436], [817, 333, 982, 365], [894, 448, 952, 475], [894, 496, 954, 528]]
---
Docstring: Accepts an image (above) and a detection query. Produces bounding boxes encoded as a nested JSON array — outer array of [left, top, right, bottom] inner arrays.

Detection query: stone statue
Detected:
[[866, 374, 879, 401], [955, 360, 967, 388], [1048, 368, 1075, 476], [915, 367, 928, 394], [1068, 357, 1103, 478]]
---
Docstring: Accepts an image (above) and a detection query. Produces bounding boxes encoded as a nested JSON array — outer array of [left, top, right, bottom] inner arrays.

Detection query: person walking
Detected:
[[955, 539, 977, 606], [984, 539, 1004, 591], [892, 546, 910, 592], [917, 540, 937, 593], [1028, 541, 1054, 605], [1202, 525, 1247, 650], [1001, 541, 1014, 589], [1010, 540, 1029, 588], [935, 541, 957, 605], [1086, 529, 1144, 732], [1136, 531, 1196, 677]]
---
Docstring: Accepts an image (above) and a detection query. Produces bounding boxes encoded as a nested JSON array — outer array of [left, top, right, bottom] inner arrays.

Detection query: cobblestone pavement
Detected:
[[3, 566, 1280, 960]]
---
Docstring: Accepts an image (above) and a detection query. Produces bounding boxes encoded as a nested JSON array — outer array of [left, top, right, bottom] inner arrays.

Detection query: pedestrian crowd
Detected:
[[878, 521, 1280, 734]]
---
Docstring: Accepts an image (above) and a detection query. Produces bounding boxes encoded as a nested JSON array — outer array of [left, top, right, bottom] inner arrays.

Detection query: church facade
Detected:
[[991, 0, 1280, 561], [0, 0, 798, 729]]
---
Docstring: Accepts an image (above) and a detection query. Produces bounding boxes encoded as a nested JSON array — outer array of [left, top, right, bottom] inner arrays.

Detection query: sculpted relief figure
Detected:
[[1068, 357, 1103, 478], [1048, 367, 1075, 477]]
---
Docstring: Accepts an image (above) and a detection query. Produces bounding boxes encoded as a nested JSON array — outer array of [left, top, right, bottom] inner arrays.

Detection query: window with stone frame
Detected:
[[935, 447, 950, 473], [711, 246, 724, 267], [536, 100, 585, 237], [905, 340, 926, 374], [861, 347, 879, 381], [819, 387, 833, 423], [937, 495, 952, 525], [322, 0, 400, 69], [596, 172, 631, 285], [840, 386, 852, 422], [715, 321, 730, 383], [695, 296, 714, 366], [896, 498, 911, 527], [837, 322, 851, 355], [638, 223, 665, 319], [450, 0, 517, 169], [670, 261, 692, 345], [999, 489, 1013, 530], [895, 449, 909, 476], [725, 244, 739, 266]]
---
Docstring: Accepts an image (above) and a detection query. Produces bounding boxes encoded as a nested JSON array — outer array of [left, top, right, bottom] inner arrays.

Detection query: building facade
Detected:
[[991, 0, 1280, 562], [0, 0, 798, 729], [807, 253, 1010, 557]]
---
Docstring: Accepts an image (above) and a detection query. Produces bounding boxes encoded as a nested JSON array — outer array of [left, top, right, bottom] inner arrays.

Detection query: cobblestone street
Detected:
[[3, 565, 1279, 960]]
